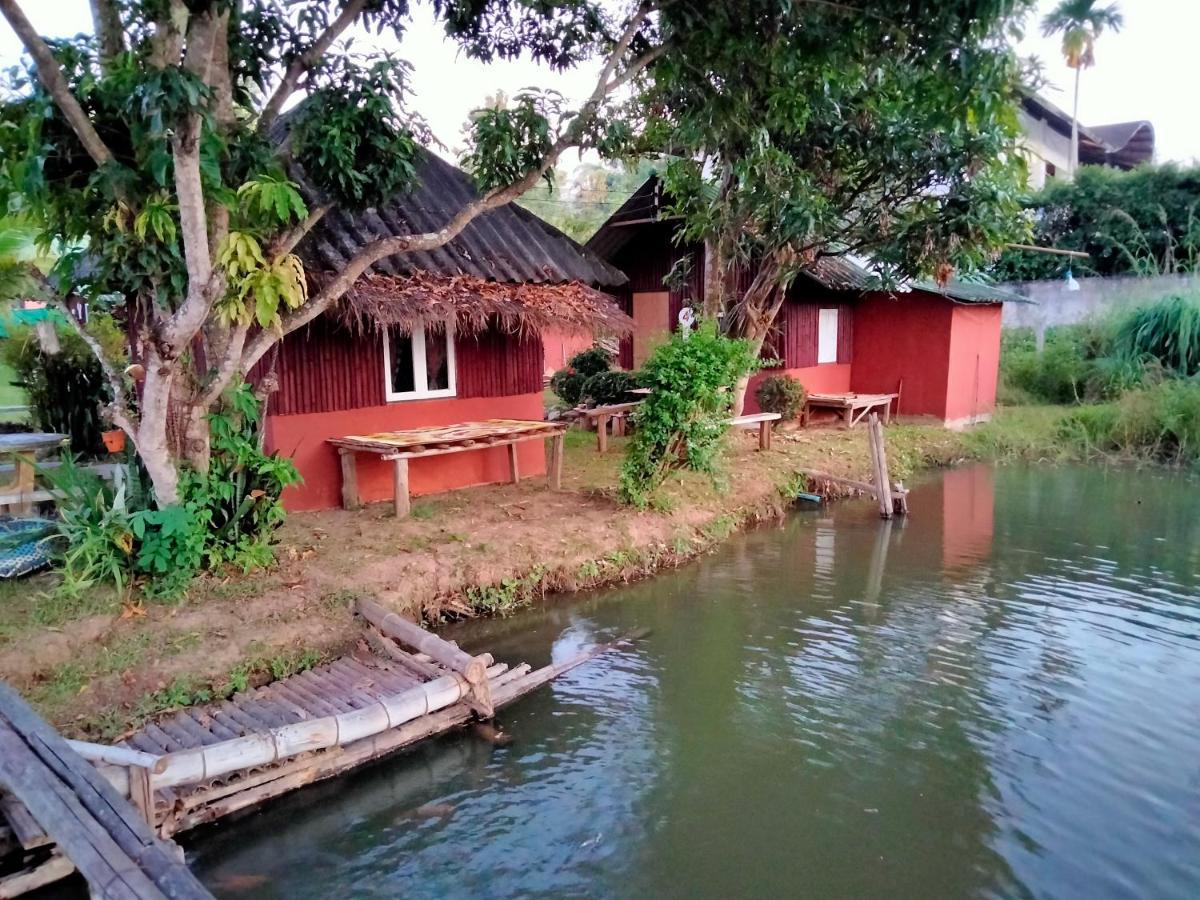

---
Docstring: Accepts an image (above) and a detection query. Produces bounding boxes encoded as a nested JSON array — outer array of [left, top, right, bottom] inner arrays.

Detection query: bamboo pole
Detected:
[[356, 598, 494, 717], [66, 740, 164, 774]]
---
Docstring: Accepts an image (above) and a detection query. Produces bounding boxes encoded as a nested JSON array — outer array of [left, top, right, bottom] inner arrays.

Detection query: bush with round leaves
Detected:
[[754, 374, 806, 420], [582, 370, 639, 406]]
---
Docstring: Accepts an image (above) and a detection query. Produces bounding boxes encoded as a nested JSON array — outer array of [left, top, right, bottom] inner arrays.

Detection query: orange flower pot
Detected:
[[101, 429, 126, 454]]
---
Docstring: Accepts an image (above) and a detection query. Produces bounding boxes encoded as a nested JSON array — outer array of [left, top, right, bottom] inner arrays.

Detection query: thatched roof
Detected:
[[326, 271, 634, 337]]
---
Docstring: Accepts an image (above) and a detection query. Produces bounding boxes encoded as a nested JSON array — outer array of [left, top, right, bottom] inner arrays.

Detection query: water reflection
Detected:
[[189, 465, 1200, 900]]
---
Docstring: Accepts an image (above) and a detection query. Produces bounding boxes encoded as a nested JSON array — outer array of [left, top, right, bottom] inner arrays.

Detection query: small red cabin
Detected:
[[586, 178, 1016, 429], [259, 151, 629, 511]]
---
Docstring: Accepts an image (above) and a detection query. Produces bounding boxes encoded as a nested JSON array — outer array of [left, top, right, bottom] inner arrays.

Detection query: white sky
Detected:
[[1, 0, 1196, 163]]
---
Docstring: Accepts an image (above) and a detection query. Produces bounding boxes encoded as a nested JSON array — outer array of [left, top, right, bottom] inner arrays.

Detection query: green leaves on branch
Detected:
[[236, 176, 308, 228], [619, 322, 760, 507], [463, 90, 559, 193], [216, 232, 307, 329], [290, 55, 426, 209]]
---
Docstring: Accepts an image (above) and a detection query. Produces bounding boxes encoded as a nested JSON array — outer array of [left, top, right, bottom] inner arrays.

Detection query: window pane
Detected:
[[817, 308, 839, 364], [425, 327, 450, 391], [389, 330, 416, 394]]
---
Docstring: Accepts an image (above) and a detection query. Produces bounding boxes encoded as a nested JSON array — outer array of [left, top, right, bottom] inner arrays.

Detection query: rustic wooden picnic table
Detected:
[[328, 419, 567, 518], [802, 392, 898, 428], [727, 412, 782, 450], [0, 432, 68, 515]]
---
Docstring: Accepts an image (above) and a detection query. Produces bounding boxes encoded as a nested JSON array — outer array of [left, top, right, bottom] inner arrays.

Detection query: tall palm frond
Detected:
[[1042, 0, 1124, 69]]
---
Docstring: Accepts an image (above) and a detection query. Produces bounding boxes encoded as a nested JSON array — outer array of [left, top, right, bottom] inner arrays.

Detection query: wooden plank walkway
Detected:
[[0, 684, 211, 899]]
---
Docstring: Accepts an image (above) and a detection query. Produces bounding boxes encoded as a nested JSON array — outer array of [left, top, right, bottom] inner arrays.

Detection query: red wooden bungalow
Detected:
[[261, 150, 630, 511], [586, 177, 1020, 429]]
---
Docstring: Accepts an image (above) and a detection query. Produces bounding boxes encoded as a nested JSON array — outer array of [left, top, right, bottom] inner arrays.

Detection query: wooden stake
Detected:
[[549, 433, 564, 491], [392, 458, 410, 518], [508, 443, 520, 484], [339, 449, 360, 510], [867, 413, 893, 519]]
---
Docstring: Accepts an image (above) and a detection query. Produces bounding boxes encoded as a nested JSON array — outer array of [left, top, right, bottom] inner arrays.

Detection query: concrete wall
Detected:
[[1001, 274, 1198, 346]]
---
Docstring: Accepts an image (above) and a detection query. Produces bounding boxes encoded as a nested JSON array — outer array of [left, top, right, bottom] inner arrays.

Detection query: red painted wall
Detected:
[[945, 304, 1002, 425], [542, 328, 594, 375], [743, 365, 852, 414], [267, 393, 547, 511], [850, 292, 954, 420]]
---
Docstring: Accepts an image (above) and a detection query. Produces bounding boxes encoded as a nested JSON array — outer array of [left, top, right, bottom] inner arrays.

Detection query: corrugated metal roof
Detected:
[[801, 255, 1025, 304], [290, 145, 627, 289]]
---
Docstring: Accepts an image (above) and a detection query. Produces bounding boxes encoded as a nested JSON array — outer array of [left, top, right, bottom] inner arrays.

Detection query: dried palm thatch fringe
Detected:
[[319, 270, 635, 338]]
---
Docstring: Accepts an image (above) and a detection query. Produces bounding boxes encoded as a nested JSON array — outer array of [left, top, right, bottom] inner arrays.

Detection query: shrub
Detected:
[[1113, 293, 1200, 377], [1058, 379, 1200, 465], [46, 382, 299, 598], [1, 313, 127, 456], [582, 369, 638, 405], [754, 374, 806, 420], [549, 345, 616, 406], [619, 321, 759, 507], [566, 346, 613, 378]]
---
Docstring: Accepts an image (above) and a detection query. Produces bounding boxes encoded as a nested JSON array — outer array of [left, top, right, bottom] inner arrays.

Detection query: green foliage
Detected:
[[754, 375, 806, 420], [516, 160, 662, 242], [549, 345, 614, 406], [1113, 294, 1200, 377], [646, 0, 1030, 308], [1059, 380, 1200, 466], [1, 313, 127, 456], [290, 55, 426, 210], [46, 457, 137, 595], [463, 90, 558, 193], [582, 370, 639, 406], [993, 165, 1200, 281], [46, 383, 299, 598], [567, 345, 612, 377], [619, 322, 759, 507]]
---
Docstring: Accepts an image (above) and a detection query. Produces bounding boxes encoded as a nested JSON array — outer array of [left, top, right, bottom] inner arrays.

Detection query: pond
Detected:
[[188, 464, 1200, 899]]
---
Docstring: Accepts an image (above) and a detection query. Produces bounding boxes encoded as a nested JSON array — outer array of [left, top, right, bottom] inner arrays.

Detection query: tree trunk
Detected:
[[1070, 66, 1081, 178], [135, 350, 182, 506], [730, 329, 767, 416]]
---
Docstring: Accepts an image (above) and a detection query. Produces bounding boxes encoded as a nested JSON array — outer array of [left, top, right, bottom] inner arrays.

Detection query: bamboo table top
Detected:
[[806, 392, 897, 408], [328, 419, 565, 456]]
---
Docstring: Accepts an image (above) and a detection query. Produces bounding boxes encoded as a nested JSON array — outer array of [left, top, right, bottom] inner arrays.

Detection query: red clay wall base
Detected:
[[744, 365, 852, 414], [266, 394, 548, 511]]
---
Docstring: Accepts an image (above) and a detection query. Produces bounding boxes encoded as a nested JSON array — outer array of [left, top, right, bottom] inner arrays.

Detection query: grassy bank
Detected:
[[0, 422, 968, 740]]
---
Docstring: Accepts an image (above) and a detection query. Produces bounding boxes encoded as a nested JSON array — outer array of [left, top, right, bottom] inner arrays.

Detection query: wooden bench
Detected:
[[727, 412, 782, 450], [0, 433, 68, 515], [802, 392, 898, 428], [328, 419, 567, 518], [579, 401, 643, 453]]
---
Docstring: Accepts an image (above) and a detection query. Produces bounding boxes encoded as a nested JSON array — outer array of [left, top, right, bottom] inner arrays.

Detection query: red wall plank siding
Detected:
[[837, 303, 853, 364], [261, 316, 542, 415]]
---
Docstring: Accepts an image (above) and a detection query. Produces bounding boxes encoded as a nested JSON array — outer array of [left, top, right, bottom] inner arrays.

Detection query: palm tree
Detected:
[[1042, 0, 1124, 177]]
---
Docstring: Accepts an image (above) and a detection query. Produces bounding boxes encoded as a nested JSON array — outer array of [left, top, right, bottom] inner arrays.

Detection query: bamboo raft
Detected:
[[2, 600, 630, 894]]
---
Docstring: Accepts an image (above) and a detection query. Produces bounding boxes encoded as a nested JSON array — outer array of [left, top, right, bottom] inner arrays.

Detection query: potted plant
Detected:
[[101, 428, 126, 454]]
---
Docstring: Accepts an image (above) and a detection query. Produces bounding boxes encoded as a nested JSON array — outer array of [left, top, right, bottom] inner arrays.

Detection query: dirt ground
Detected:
[[0, 422, 970, 738]]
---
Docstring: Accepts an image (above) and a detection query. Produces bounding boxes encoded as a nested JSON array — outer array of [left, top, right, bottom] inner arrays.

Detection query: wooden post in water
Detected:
[[867, 413, 893, 519]]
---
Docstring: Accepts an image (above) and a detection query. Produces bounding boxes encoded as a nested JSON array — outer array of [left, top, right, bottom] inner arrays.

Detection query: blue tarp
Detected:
[[0, 517, 57, 578]]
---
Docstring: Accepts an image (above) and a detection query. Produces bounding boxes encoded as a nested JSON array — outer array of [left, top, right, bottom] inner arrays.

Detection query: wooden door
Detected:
[[632, 291, 671, 366]]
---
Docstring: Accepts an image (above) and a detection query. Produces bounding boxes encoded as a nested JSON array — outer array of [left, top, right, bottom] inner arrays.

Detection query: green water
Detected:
[[189, 464, 1200, 899]]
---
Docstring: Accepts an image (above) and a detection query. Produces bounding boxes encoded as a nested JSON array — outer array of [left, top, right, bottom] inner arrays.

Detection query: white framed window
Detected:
[[383, 325, 456, 401], [817, 307, 839, 364]]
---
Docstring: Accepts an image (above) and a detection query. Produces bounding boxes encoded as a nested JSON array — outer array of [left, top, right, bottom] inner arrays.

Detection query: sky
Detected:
[[1, 0, 1197, 164]]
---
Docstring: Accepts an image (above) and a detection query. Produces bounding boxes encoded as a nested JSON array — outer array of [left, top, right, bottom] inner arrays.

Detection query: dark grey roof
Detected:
[[1021, 93, 1155, 170], [584, 176, 669, 260], [291, 146, 626, 289]]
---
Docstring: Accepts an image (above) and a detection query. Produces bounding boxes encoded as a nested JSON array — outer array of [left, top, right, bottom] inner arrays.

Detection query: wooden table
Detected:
[[328, 419, 567, 517], [802, 393, 898, 428], [0, 432, 67, 515], [579, 401, 643, 453], [727, 412, 782, 450]]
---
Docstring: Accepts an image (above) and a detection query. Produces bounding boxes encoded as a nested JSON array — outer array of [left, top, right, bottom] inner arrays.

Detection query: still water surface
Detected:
[[190, 465, 1200, 899]]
